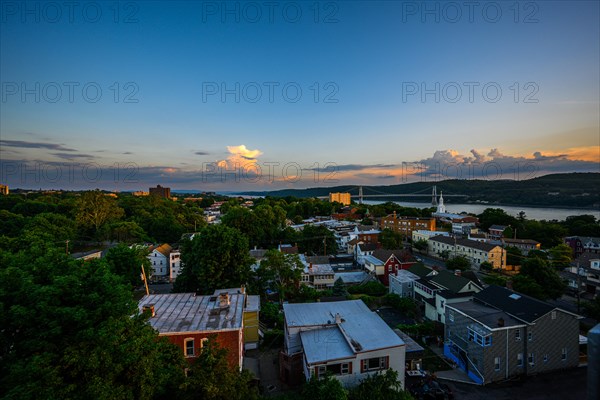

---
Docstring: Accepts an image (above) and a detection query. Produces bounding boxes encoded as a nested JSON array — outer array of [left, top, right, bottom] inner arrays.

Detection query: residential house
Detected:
[[564, 236, 600, 257], [417, 270, 483, 324], [355, 243, 378, 266], [563, 252, 600, 297], [380, 212, 436, 237], [301, 255, 336, 289], [408, 263, 438, 279], [169, 247, 182, 282], [389, 269, 420, 298], [451, 216, 479, 236], [488, 225, 508, 240], [444, 286, 581, 384], [279, 243, 299, 254], [148, 243, 172, 280], [370, 249, 416, 286], [412, 230, 449, 243], [502, 238, 541, 255], [139, 292, 245, 369], [280, 300, 406, 388], [428, 236, 506, 270]]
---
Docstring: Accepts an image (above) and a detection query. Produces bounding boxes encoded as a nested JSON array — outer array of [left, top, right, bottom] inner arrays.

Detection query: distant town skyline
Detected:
[[1, 1, 599, 190]]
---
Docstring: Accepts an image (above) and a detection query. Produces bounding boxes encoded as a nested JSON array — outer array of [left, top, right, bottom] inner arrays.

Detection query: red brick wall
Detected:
[[165, 329, 242, 368]]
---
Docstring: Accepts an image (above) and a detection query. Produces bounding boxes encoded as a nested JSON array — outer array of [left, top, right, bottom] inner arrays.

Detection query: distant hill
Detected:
[[239, 173, 600, 208]]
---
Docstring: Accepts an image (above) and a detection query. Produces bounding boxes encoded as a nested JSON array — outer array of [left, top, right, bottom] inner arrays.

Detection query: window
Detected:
[[317, 365, 326, 377], [528, 353, 535, 366], [448, 310, 454, 322], [341, 363, 350, 374], [562, 348, 567, 361], [362, 357, 388, 372], [494, 357, 501, 371], [184, 338, 195, 357], [528, 332, 533, 341], [517, 353, 523, 367], [515, 329, 521, 341], [543, 354, 549, 363], [551, 311, 556, 320]]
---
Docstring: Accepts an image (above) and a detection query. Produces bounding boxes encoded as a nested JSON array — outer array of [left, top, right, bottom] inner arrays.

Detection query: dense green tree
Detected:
[[0, 210, 25, 237], [76, 190, 124, 233], [348, 370, 413, 400], [380, 228, 403, 249], [107, 221, 149, 243], [413, 239, 428, 253], [515, 257, 566, 300], [548, 243, 573, 269], [446, 255, 471, 271], [506, 246, 523, 266], [332, 277, 349, 297], [104, 243, 151, 287], [255, 249, 303, 303], [582, 297, 600, 321], [299, 224, 336, 255], [174, 224, 254, 294], [0, 247, 185, 400], [477, 208, 517, 231], [180, 338, 260, 400], [301, 375, 347, 400]]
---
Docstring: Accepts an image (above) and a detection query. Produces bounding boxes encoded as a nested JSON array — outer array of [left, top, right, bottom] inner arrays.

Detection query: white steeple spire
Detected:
[[437, 191, 446, 213]]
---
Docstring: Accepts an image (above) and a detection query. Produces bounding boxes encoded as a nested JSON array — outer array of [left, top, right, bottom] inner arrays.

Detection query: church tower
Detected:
[[437, 192, 446, 214]]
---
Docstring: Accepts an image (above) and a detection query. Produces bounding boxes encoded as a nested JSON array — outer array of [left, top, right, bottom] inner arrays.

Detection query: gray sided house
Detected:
[[444, 285, 581, 385]]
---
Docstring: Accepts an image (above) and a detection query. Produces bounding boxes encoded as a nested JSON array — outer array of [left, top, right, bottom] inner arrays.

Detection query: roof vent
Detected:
[[142, 304, 155, 317]]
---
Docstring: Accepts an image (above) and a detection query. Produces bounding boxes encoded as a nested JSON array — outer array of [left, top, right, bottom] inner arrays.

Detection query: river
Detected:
[[361, 200, 599, 221]]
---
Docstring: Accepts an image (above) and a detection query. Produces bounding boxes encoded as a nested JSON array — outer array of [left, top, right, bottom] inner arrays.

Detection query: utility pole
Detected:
[[65, 240, 69, 255], [323, 237, 327, 256], [141, 264, 150, 296]]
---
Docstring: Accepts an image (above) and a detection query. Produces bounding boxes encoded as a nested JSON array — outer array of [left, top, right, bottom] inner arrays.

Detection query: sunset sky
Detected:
[[1, 1, 599, 191]]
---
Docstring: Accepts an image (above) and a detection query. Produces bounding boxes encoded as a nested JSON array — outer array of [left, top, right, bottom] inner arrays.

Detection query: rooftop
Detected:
[[283, 300, 404, 354], [448, 299, 525, 330], [429, 270, 481, 293], [473, 285, 558, 323], [139, 292, 244, 334], [408, 263, 436, 278]]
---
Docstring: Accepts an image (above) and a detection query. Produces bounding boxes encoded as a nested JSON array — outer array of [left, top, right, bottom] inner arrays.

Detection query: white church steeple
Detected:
[[437, 191, 446, 214]]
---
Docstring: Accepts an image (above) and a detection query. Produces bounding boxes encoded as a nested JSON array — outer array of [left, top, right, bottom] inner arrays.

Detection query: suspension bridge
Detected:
[[318, 185, 468, 205]]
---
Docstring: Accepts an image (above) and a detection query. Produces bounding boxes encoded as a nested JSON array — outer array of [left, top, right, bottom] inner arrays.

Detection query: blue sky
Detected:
[[1, 0, 599, 190]]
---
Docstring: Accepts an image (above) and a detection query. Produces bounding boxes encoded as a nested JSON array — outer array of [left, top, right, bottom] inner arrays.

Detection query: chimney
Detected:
[[143, 304, 156, 317], [218, 293, 230, 308], [497, 317, 505, 327], [335, 313, 342, 324], [240, 284, 246, 294], [455, 269, 461, 277], [309, 262, 313, 270]]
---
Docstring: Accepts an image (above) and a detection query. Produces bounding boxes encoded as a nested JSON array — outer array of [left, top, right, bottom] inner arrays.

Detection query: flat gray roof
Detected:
[[246, 295, 260, 312], [284, 300, 404, 353], [301, 327, 355, 364], [448, 300, 526, 330], [139, 293, 244, 334]]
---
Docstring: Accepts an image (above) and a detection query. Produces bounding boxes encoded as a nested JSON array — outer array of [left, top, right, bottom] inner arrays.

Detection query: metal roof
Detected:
[[283, 300, 404, 354], [139, 293, 244, 334], [301, 328, 355, 364]]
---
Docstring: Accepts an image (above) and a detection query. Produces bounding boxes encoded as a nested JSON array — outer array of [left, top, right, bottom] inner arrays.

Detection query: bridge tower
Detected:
[[431, 185, 438, 206], [358, 186, 363, 204]]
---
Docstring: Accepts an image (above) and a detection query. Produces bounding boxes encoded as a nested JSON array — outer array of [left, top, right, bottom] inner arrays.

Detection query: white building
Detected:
[[281, 300, 406, 388], [148, 243, 172, 279], [169, 248, 182, 282], [389, 269, 420, 298]]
